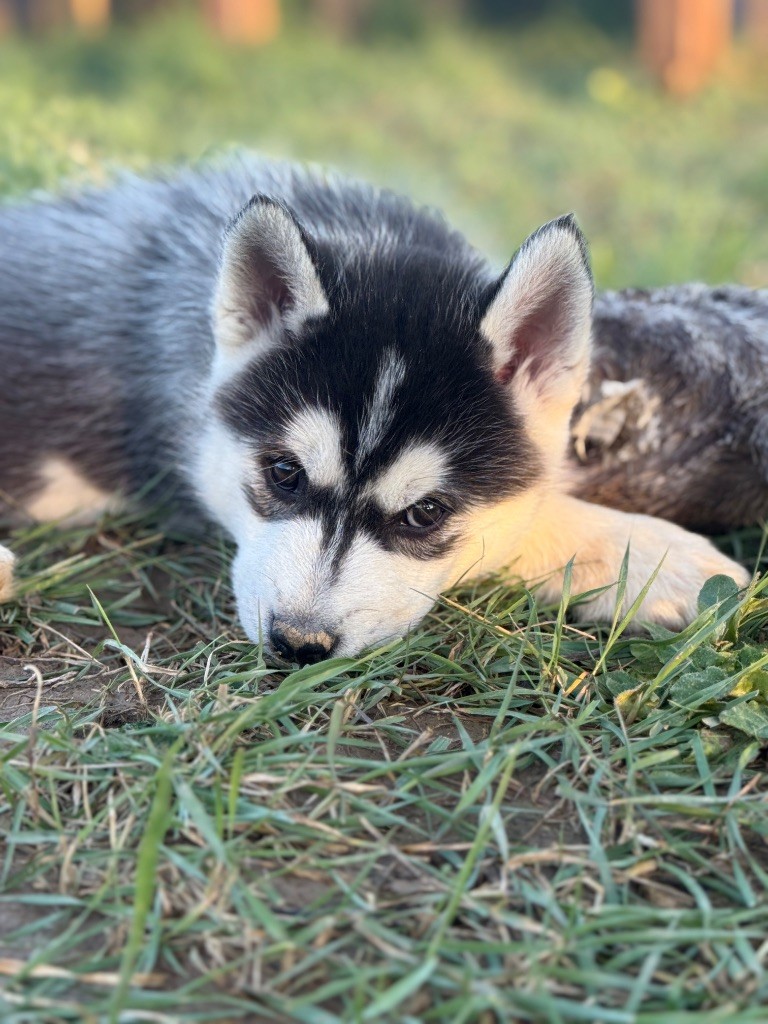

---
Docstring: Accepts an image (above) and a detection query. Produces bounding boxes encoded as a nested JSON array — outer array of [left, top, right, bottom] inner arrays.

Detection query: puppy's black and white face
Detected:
[[195, 196, 593, 662]]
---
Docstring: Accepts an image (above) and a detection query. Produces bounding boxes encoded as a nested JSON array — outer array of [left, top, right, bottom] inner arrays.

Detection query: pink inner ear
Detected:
[[494, 305, 563, 387], [242, 244, 295, 327]]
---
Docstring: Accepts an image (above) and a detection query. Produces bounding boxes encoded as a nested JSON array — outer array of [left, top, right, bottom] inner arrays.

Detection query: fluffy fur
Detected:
[[0, 157, 752, 661], [570, 285, 768, 532]]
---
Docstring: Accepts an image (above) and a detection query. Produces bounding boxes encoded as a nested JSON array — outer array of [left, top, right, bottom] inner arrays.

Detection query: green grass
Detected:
[[2, 514, 768, 1021], [2, 10, 768, 1022]]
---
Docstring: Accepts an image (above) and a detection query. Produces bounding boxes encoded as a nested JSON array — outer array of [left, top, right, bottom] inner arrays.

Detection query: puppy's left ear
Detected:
[[481, 214, 593, 461]]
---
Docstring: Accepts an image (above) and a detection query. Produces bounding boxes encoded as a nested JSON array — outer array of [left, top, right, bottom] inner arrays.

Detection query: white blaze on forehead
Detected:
[[367, 441, 449, 513], [25, 457, 121, 525], [270, 516, 329, 610], [356, 349, 406, 469], [284, 407, 346, 488]]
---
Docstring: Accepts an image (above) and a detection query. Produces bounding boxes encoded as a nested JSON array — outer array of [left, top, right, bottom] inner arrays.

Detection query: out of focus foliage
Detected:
[[283, 0, 634, 41], [472, 0, 633, 35], [0, 5, 766, 288]]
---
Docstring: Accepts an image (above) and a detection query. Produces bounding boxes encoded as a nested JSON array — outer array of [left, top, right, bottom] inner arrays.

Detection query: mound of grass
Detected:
[[2, 10, 768, 1020], [1, 513, 768, 1020]]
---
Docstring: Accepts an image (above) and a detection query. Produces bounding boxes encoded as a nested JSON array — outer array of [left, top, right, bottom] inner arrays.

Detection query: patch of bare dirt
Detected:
[[0, 657, 154, 725]]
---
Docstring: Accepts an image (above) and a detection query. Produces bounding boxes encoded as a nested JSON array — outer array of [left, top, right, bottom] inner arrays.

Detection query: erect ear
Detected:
[[213, 195, 329, 355], [480, 214, 594, 461]]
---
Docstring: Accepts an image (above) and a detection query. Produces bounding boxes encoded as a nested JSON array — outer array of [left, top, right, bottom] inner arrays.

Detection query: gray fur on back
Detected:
[[2, 156, 768, 534], [0, 156, 477, 522], [0, 159, 250, 511]]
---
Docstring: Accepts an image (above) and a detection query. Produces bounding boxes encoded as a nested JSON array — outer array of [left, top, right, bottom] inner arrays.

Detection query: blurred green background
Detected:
[[1, 0, 766, 289]]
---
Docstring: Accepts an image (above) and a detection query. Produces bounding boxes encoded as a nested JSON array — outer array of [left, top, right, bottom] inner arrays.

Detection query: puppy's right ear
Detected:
[[214, 195, 329, 355], [481, 215, 594, 462]]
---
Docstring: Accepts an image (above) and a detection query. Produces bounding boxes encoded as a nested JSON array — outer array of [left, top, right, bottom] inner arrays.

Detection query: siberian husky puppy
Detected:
[[0, 158, 750, 663]]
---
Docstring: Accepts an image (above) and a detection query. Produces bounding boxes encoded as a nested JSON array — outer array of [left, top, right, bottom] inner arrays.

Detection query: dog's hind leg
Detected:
[[0, 544, 15, 602]]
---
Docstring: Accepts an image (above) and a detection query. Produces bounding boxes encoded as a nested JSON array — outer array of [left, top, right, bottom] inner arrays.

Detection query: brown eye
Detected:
[[401, 498, 448, 530], [268, 459, 304, 493]]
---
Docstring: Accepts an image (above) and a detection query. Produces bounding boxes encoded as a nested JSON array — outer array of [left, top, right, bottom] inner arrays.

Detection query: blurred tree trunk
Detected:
[[744, 0, 768, 49], [2, 0, 68, 30], [0, 1, 13, 31], [70, 0, 109, 30], [0, 0, 465, 36], [0, 0, 121, 32], [204, 0, 280, 43], [637, 0, 733, 95]]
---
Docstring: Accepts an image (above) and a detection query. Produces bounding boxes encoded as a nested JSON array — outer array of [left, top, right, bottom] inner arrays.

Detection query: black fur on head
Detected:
[[216, 214, 542, 518]]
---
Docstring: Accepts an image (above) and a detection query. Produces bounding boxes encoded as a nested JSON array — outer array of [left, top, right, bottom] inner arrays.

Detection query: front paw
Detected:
[[0, 545, 15, 602], [634, 539, 749, 630], [574, 517, 751, 630]]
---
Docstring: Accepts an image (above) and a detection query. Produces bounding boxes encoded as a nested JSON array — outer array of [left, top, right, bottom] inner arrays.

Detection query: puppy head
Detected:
[[196, 196, 593, 661]]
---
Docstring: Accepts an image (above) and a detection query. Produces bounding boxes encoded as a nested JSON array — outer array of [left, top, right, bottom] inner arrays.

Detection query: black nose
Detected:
[[269, 619, 338, 665]]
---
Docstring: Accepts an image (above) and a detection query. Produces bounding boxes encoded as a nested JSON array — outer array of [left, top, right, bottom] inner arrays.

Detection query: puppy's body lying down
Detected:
[[0, 158, 751, 662]]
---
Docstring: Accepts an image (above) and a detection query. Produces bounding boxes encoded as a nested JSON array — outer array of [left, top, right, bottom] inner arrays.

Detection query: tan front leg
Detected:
[[516, 493, 751, 629]]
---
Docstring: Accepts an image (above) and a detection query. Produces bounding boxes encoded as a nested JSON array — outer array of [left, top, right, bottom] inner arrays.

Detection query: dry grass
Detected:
[[2, 512, 768, 1021], [2, 10, 768, 1021]]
